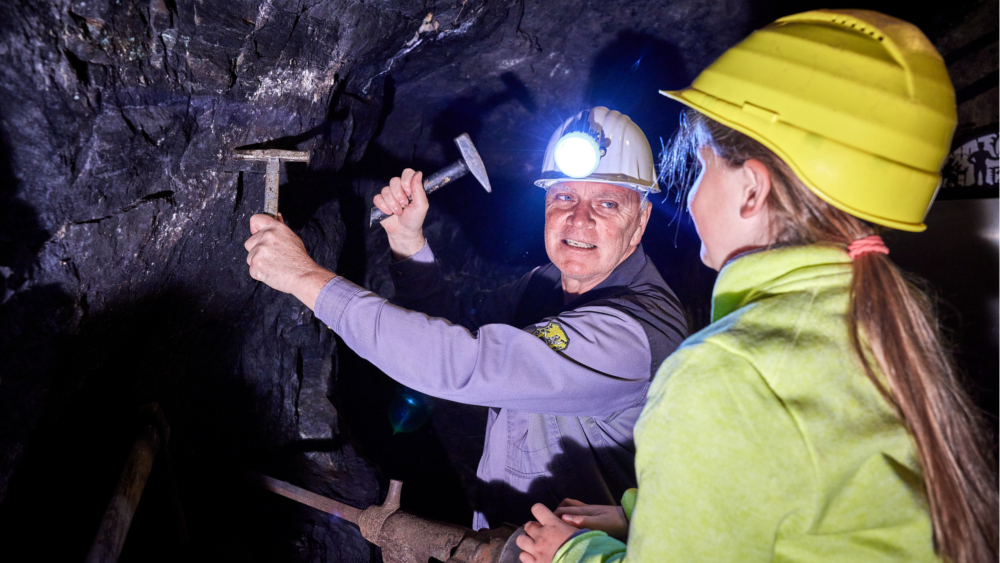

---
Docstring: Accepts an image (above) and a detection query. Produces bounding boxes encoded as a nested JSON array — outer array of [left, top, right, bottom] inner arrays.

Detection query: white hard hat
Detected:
[[535, 107, 659, 194]]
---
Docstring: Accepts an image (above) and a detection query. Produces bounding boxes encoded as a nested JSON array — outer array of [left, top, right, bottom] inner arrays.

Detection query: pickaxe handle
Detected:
[[368, 159, 470, 226], [247, 471, 363, 523]]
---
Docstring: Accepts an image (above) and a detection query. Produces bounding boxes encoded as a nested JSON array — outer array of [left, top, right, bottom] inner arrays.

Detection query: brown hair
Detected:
[[663, 111, 998, 563]]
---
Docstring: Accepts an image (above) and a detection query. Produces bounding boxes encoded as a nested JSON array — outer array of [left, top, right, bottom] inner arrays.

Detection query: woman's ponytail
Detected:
[[850, 251, 998, 563]]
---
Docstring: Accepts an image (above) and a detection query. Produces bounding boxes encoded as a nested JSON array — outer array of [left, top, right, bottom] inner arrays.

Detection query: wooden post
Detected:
[[84, 415, 164, 563]]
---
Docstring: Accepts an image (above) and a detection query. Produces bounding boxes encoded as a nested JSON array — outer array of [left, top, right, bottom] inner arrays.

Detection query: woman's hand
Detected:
[[555, 499, 629, 540], [517, 503, 578, 563]]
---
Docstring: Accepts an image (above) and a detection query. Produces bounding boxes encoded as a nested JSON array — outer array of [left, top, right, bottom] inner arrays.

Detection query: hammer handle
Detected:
[[264, 159, 280, 217], [369, 159, 470, 226]]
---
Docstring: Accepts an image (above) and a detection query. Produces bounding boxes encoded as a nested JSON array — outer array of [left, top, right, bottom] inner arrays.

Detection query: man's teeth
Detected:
[[565, 239, 595, 249]]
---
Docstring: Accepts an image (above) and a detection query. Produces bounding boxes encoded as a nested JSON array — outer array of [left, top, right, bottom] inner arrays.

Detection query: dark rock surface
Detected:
[[0, 0, 434, 559], [0, 0, 994, 561]]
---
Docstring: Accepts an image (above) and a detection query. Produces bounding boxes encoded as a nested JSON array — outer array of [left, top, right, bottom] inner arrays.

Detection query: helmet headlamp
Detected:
[[553, 131, 603, 178], [535, 106, 659, 193]]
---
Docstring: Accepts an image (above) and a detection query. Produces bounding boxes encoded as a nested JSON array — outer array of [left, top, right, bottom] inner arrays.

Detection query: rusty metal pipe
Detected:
[[250, 472, 521, 563]]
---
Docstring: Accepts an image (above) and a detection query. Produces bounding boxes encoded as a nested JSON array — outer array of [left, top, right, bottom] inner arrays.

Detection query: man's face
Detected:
[[544, 181, 651, 293]]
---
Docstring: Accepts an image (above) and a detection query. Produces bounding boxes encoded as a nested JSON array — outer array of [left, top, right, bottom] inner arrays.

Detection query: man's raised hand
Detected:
[[245, 213, 335, 310], [373, 168, 428, 260]]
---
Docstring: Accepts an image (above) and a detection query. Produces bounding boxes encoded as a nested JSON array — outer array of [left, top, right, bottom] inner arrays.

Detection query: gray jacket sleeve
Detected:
[[314, 276, 652, 418], [388, 243, 532, 330]]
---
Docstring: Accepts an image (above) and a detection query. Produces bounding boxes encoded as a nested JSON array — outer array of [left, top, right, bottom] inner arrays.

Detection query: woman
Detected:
[[515, 9, 998, 563]]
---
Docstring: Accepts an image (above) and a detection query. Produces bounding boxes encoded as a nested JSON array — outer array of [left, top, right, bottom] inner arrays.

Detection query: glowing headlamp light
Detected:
[[553, 131, 602, 178]]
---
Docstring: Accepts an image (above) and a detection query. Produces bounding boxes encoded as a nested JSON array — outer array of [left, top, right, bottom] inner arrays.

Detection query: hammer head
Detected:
[[454, 133, 491, 193], [231, 149, 311, 217], [232, 149, 311, 164]]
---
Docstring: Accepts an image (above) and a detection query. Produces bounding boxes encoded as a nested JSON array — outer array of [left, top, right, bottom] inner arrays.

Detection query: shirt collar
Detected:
[[595, 242, 648, 290], [711, 244, 852, 322], [561, 243, 649, 309]]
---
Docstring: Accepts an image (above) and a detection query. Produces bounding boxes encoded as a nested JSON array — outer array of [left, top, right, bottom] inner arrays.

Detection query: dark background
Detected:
[[0, 0, 995, 560]]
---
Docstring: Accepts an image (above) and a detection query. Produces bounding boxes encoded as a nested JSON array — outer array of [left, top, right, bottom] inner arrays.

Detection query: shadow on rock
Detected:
[[586, 30, 690, 138], [0, 122, 79, 505], [0, 191, 377, 562]]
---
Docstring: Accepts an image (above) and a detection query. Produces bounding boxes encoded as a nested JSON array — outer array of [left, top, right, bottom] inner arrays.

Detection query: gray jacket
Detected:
[[314, 243, 687, 529]]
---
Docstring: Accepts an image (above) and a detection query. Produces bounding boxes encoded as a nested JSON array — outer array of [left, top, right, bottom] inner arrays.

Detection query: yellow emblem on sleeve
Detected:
[[532, 321, 569, 351]]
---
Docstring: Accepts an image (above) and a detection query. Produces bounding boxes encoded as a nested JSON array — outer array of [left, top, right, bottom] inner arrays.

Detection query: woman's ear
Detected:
[[740, 159, 771, 219]]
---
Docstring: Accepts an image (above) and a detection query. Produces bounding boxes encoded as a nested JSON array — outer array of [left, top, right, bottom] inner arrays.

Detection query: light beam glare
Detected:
[[389, 388, 432, 434]]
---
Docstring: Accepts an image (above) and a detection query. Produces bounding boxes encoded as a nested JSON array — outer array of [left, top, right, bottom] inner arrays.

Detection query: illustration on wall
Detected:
[[941, 127, 999, 192]]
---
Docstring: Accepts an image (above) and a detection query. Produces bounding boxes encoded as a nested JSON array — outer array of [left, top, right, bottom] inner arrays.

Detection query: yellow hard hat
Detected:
[[661, 9, 957, 232]]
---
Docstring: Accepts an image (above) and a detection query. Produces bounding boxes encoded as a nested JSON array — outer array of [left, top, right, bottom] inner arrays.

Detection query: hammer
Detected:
[[233, 149, 311, 216], [369, 133, 492, 226]]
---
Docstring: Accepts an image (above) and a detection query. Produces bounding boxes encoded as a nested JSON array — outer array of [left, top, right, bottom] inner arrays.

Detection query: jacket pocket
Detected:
[[505, 412, 570, 477]]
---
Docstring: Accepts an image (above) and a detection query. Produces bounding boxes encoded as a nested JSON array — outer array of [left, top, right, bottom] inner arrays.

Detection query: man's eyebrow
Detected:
[[549, 187, 635, 202], [548, 188, 577, 197], [593, 191, 631, 200]]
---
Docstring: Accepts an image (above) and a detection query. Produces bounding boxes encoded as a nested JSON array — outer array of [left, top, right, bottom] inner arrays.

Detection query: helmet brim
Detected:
[[534, 174, 660, 194]]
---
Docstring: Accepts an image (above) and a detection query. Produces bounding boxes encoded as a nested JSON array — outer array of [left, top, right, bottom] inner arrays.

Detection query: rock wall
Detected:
[[0, 0, 512, 559]]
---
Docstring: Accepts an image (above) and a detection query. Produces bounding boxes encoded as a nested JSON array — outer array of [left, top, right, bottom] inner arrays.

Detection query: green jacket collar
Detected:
[[712, 244, 853, 322]]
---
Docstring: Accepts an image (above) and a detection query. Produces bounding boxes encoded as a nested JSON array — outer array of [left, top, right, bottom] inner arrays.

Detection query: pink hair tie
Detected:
[[848, 235, 889, 260]]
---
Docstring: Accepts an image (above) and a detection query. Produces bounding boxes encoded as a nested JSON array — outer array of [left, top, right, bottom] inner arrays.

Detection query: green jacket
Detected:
[[555, 245, 937, 562]]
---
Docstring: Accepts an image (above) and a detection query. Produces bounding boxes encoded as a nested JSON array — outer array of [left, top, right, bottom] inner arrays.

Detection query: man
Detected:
[[966, 139, 997, 186], [244, 107, 687, 529]]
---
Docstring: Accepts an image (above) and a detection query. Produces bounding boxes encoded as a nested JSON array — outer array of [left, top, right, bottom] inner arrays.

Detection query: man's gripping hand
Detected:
[[372, 168, 428, 260], [555, 499, 629, 540], [245, 214, 336, 310]]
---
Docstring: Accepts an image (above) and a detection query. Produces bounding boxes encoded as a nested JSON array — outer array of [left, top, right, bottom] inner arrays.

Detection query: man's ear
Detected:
[[740, 159, 771, 219], [630, 203, 653, 246]]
